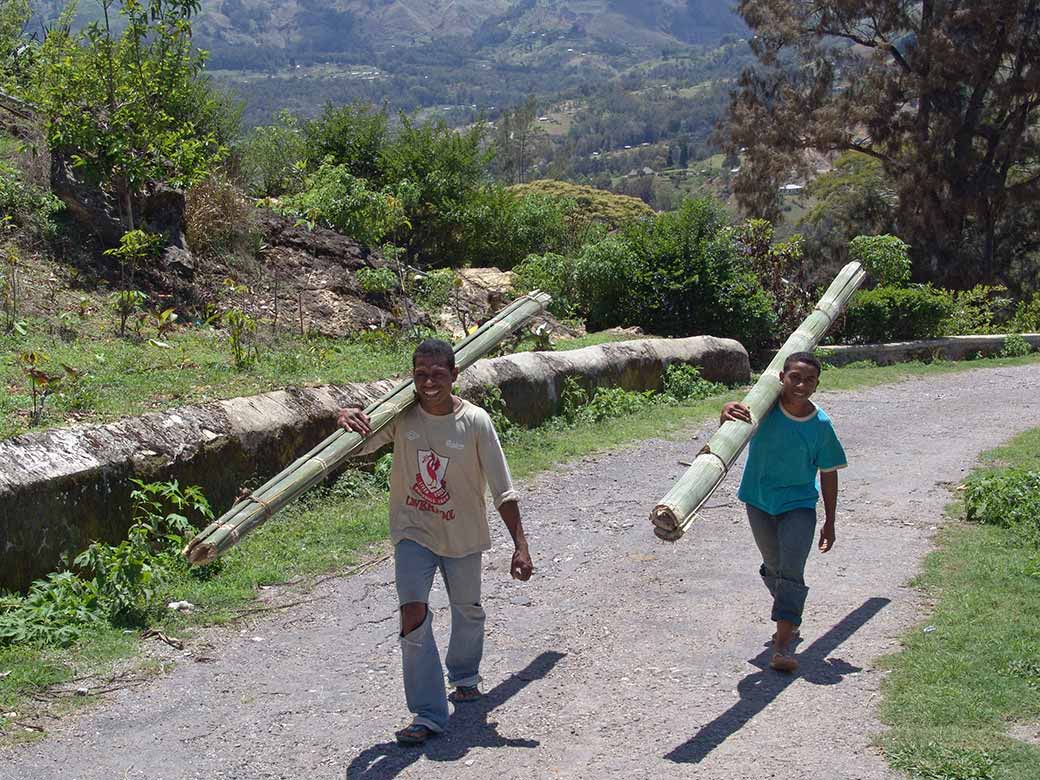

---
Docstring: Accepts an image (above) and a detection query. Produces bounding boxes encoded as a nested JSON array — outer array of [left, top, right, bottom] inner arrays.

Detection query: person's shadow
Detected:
[[666, 597, 891, 764], [345, 650, 565, 779]]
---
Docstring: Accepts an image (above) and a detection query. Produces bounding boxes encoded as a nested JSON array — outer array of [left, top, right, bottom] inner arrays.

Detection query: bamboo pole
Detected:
[[649, 262, 867, 542], [183, 291, 552, 565]]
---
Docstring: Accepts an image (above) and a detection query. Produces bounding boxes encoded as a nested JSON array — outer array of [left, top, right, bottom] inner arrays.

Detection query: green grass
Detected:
[[554, 330, 647, 351], [879, 426, 1040, 780], [0, 321, 417, 439]]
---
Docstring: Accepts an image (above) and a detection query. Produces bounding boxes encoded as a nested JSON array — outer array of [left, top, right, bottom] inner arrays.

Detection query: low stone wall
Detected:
[[816, 333, 1040, 367], [0, 336, 748, 592]]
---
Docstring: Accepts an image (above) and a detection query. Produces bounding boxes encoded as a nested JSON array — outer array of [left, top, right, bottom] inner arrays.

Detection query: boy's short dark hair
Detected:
[[413, 338, 455, 370], [783, 351, 822, 375]]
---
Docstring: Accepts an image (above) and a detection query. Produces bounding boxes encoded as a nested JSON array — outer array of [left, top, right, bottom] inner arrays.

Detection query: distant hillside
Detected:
[[186, 0, 745, 68]]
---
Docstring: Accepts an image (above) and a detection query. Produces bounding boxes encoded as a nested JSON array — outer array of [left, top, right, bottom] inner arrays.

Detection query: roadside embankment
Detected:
[[0, 336, 748, 591]]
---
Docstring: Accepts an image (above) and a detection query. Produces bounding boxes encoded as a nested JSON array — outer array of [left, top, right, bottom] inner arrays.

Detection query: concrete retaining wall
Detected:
[[0, 336, 748, 591], [816, 333, 1040, 367]]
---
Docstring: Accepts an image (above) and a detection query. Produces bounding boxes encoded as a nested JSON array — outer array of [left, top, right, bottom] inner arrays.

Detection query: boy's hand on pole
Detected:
[[818, 518, 836, 552], [720, 402, 752, 425], [337, 406, 371, 436], [510, 543, 534, 581]]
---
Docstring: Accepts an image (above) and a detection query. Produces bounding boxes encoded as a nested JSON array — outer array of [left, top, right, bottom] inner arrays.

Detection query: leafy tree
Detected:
[[849, 234, 912, 288], [0, 0, 30, 89], [725, 0, 1040, 288], [378, 116, 492, 267], [302, 101, 388, 182], [28, 0, 225, 233], [236, 110, 307, 197], [276, 160, 407, 248], [800, 152, 897, 277], [494, 94, 541, 185]]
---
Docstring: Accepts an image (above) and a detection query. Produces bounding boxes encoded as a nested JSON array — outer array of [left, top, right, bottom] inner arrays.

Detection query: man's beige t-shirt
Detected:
[[360, 399, 518, 558]]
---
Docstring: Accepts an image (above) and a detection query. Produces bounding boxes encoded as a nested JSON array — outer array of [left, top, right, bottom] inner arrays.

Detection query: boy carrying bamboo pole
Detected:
[[338, 338, 534, 745], [719, 351, 846, 673]]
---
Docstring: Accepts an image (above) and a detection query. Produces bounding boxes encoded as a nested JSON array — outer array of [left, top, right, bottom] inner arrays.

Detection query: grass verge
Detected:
[[879, 427, 1040, 780], [2, 352, 1039, 745]]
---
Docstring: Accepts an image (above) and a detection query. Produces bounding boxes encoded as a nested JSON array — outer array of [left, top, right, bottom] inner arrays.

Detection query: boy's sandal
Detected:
[[395, 723, 434, 745], [448, 685, 482, 703], [769, 650, 799, 673]]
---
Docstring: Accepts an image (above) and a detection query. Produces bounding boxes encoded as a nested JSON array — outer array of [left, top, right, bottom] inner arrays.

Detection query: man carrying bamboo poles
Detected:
[[338, 338, 534, 745], [719, 352, 847, 673]]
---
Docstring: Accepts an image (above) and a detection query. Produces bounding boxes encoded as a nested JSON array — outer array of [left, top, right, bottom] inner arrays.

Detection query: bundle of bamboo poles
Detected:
[[649, 261, 867, 542], [183, 290, 552, 565]]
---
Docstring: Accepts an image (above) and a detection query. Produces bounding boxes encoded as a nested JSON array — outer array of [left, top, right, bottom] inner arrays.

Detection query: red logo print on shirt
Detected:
[[411, 448, 450, 506]]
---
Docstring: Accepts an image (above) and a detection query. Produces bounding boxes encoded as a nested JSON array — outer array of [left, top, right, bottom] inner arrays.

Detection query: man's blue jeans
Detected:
[[394, 539, 484, 732], [746, 505, 817, 627]]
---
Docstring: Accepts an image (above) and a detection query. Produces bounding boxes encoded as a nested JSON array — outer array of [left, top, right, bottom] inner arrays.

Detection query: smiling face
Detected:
[[412, 354, 458, 414], [779, 360, 820, 409]]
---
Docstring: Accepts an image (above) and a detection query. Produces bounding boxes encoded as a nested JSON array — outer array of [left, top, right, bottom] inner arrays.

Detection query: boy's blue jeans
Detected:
[[394, 539, 484, 733], [746, 505, 817, 627]]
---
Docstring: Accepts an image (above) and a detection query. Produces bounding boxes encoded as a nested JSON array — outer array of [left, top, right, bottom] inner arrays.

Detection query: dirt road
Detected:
[[5, 363, 1040, 780]]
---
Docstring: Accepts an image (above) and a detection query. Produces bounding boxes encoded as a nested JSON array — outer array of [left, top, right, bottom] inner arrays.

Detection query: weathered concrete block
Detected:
[[0, 336, 748, 591], [816, 333, 1040, 367], [459, 336, 749, 427]]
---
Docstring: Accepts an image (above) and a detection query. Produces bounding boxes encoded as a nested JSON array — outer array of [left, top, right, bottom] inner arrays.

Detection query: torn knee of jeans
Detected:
[[399, 602, 429, 638]]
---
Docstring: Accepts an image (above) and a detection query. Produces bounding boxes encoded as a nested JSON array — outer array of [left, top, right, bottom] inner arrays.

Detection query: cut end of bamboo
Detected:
[[183, 541, 217, 567], [650, 505, 685, 542]]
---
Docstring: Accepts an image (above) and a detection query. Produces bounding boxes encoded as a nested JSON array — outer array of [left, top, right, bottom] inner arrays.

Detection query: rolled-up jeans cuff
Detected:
[[449, 673, 482, 689]]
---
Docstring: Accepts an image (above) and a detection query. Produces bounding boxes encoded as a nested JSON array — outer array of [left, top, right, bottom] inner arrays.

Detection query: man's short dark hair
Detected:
[[413, 338, 455, 369], [783, 351, 822, 375]]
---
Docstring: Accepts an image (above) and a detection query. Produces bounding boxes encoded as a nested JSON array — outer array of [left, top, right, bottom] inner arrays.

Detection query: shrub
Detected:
[[276, 160, 406, 247], [964, 469, 1040, 548], [235, 111, 306, 197], [842, 285, 954, 343], [512, 252, 580, 318], [413, 268, 455, 312], [999, 334, 1033, 358], [849, 234, 911, 287], [942, 284, 1014, 335], [572, 236, 640, 330], [616, 199, 776, 349], [0, 161, 63, 238], [355, 267, 398, 296], [1009, 294, 1040, 333], [660, 363, 725, 402]]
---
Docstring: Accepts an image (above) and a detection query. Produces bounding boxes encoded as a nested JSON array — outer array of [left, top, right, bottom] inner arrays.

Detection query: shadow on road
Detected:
[[345, 650, 565, 779], [665, 596, 891, 764]]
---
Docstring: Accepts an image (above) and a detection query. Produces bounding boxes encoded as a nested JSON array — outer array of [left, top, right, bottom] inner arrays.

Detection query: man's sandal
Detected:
[[395, 723, 435, 745], [448, 685, 482, 703]]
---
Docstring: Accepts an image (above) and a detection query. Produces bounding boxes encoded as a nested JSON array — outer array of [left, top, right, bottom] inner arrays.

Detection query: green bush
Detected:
[[965, 469, 1040, 548], [0, 161, 63, 238], [512, 252, 579, 318], [942, 284, 1014, 335], [413, 268, 455, 312], [276, 160, 406, 247], [355, 267, 398, 296], [614, 199, 776, 348], [660, 363, 725, 402], [999, 334, 1032, 358], [235, 111, 306, 197], [1009, 294, 1040, 333], [849, 234, 911, 287], [842, 285, 954, 343], [0, 480, 212, 647], [573, 236, 640, 330]]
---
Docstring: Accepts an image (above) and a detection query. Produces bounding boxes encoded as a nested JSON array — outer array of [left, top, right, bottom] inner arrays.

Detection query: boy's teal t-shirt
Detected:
[[737, 402, 847, 515]]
